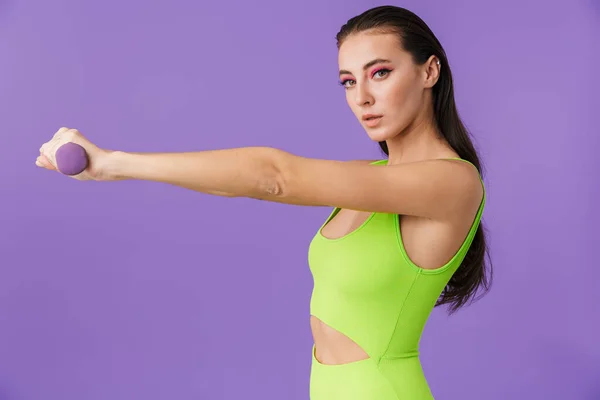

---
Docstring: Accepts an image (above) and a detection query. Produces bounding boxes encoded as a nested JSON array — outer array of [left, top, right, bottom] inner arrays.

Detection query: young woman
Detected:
[[36, 5, 492, 399]]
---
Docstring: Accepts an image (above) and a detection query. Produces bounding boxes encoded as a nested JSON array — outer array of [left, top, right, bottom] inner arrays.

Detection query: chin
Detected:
[[365, 128, 395, 143]]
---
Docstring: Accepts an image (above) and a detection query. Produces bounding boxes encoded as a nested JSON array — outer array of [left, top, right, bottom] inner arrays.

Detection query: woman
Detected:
[[36, 5, 492, 400]]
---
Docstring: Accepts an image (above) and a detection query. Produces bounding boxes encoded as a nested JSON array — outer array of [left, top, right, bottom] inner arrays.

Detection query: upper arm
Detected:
[[273, 151, 483, 220]]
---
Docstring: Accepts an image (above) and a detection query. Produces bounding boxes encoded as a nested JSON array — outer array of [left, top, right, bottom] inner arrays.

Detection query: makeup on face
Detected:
[[338, 58, 394, 88]]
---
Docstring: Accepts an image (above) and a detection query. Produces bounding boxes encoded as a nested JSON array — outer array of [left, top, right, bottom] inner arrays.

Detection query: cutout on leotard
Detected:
[[310, 315, 370, 366], [319, 208, 375, 241]]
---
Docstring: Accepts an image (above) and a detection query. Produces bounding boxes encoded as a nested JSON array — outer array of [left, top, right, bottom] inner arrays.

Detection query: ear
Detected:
[[422, 55, 441, 88]]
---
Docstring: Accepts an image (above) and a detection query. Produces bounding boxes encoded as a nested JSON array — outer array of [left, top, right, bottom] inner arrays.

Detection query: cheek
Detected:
[[384, 77, 417, 107], [385, 79, 423, 121]]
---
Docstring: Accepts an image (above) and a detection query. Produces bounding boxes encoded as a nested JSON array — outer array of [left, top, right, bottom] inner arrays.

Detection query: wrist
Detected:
[[99, 150, 134, 181]]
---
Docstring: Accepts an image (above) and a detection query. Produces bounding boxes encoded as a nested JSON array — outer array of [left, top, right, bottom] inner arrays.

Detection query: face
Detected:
[[337, 30, 438, 142]]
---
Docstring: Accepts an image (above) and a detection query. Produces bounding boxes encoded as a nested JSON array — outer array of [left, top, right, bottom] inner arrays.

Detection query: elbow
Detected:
[[256, 147, 288, 200], [259, 178, 284, 198]]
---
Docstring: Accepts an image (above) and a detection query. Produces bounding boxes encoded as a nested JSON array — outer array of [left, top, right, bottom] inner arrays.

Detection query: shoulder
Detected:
[[438, 158, 485, 217]]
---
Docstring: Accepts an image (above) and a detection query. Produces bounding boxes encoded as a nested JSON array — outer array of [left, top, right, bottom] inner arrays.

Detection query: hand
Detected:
[[36, 127, 113, 181]]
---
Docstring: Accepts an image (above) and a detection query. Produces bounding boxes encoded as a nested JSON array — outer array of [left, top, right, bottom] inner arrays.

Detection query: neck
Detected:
[[384, 111, 454, 165]]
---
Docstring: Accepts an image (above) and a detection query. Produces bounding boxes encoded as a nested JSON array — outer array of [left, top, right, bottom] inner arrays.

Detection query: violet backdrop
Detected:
[[0, 0, 598, 399]]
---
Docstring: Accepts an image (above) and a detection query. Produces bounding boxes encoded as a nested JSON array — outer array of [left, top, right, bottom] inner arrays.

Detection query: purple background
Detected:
[[1, 0, 598, 399]]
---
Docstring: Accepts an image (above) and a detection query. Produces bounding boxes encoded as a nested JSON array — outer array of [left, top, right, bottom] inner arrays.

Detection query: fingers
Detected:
[[53, 127, 70, 137], [38, 127, 95, 178], [40, 139, 58, 169], [39, 127, 80, 169], [35, 154, 56, 170]]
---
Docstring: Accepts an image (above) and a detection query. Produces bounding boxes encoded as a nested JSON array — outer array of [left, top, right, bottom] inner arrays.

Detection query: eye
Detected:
[[337, 68, 391, 88], [338, 79, 355, 88], [372, 68, 391, 79]]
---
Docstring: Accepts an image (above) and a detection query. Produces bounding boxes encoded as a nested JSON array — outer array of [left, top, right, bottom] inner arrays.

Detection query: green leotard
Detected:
[[307, 158, 486, 399]]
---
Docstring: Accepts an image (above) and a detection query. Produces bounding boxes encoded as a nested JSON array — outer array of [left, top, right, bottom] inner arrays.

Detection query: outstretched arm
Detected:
[[104, 147, 483, 219], [37, 127, 483, 219], [107, 146, 286, 199]]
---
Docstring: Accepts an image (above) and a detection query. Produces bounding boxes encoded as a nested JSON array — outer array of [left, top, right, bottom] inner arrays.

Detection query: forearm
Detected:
[[104, 146, 284, 198]]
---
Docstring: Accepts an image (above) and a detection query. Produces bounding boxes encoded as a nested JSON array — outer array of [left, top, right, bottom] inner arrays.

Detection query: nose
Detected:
[[353, 81, 374, 106]]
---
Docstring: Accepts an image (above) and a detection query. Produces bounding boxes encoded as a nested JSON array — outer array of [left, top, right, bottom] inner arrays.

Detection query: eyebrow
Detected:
[[339, 58, 392, 76]]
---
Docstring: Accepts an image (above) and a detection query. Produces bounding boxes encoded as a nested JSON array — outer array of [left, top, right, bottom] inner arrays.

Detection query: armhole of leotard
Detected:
[[395, 158, 486, 275]]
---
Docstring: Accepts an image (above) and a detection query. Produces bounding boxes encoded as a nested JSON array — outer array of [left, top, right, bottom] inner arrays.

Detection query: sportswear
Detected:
[[307, 158, 486, 399]]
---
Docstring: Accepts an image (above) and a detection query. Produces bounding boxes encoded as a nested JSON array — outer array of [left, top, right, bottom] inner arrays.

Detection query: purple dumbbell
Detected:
[[55, 142, 89, 176]]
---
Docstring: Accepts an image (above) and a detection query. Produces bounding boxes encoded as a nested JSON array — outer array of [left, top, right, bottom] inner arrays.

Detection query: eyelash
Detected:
[[339, 68, 392, 88]]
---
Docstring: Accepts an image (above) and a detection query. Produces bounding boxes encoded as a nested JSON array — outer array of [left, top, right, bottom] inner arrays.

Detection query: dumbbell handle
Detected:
[[55, 142, 89, 176]]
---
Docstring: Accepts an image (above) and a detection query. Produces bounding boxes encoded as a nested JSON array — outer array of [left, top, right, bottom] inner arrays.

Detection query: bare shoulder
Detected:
[[441, 158, 485, 216]]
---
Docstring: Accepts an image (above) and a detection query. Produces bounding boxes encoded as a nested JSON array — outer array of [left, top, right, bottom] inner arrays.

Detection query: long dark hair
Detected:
[[336, 6, 493, 314]]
